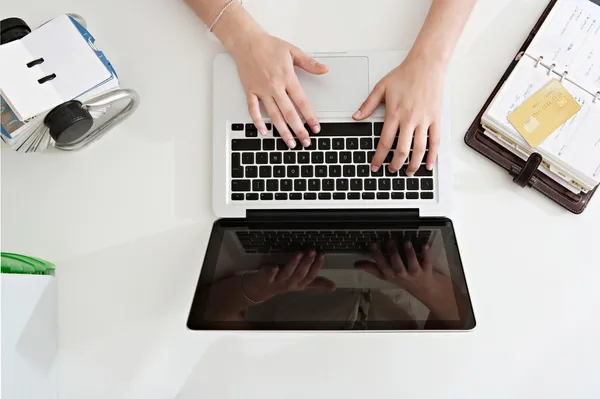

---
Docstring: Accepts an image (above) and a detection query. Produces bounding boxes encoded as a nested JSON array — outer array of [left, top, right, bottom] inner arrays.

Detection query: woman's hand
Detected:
[[228, 32, 329, 149], [353, 54, 445, 175], [242, 251, 336, 303]]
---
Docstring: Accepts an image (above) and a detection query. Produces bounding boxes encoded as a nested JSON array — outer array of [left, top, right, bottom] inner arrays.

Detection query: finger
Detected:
[[263, 97, 296, 149], [404, 241, 421, 276], [407, 125, 428, 176], [426, 120, 441, 171], [276, 252, 303, 281], [353, 84, 385, 120], [274, 91, 311, 148], [287, 79, 321, 134], [354, 261, 385, 279], [372, 113, 399, 173], [387, 240, 407, 276], [299, 253, 324, 288], [291, 47, 329, 75], [291, 250, 316, 283], [370, 242, 396, 279], [246, 94, 268, 136], [392, 122, 416, 174], [307, 277, 336, 291], [422, 244, 433, 273]]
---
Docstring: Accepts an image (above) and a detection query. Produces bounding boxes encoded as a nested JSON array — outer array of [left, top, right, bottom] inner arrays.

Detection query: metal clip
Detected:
[[594, 92, 600, 104], [547, 63, 556, 76], [559, 71, 568, 83], [535, 55, 543, 68]]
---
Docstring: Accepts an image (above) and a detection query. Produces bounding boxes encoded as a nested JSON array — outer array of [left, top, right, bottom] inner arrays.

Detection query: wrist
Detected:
[[211, 4, 265, 53], [405, 46, 449, 72]]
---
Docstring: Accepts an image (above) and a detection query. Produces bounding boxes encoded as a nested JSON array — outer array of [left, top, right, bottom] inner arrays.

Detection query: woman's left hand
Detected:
[[353, 54, 445, 176]]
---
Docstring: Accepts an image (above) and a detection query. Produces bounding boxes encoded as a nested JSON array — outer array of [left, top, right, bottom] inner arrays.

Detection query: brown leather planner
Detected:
[[465, 0, 598, 214]]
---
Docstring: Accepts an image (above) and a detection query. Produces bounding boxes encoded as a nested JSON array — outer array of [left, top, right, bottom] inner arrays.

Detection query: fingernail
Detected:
[[259, 128, 268, 136], [312, 124, 321, 134], [353, 110, 361, 118], [302, 139, 311, 148], [287, 139, 296, 149], [426, 163, 433, 171], [406, 171, 414, 177], [371, 165, 380, 173], [405, 241, 412, 249], [388, 167, 397, 173]]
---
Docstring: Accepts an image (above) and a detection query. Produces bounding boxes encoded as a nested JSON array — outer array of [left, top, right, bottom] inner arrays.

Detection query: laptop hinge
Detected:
[[247, 209, 420, 223]]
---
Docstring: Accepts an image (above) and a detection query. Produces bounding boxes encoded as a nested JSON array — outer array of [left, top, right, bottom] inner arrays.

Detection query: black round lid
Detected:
[[1, 18, 30, 34], [1, 18, 31, 44], [44, 101, 94, 145]]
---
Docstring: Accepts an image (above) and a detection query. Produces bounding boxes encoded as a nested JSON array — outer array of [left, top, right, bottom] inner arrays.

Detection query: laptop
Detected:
[[186, 51, 475, 331]]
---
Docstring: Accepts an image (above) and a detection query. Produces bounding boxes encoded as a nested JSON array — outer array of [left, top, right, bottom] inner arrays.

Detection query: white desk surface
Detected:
[[2, 0, 600, 398]]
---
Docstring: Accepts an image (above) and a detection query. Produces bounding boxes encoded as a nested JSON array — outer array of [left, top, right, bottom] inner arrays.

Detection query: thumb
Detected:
[[353, 84, 384, 120], [307, 277, 336, 291], [291, 48, 329, 75]]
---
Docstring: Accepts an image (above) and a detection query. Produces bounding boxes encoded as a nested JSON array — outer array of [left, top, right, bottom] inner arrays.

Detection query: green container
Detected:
[[1, 253, 55, 275]]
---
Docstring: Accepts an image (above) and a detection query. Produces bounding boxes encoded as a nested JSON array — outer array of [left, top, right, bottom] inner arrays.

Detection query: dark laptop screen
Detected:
[[187, 218, 475, 331]]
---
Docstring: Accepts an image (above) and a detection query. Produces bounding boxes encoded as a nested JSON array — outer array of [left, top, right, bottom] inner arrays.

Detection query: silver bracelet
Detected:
[[240, 272, 264, 305], [209, 0, 243, 32]]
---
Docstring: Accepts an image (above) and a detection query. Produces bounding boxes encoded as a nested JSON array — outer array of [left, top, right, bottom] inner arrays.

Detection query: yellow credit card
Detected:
[[508, 79, 581, 147]]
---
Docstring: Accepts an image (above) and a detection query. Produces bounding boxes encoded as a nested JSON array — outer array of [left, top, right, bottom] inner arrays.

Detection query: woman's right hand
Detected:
[[228, 32, 329, 149]]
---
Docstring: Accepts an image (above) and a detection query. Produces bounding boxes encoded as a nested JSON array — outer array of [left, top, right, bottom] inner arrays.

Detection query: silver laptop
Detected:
[[212, 51, 453, 218]]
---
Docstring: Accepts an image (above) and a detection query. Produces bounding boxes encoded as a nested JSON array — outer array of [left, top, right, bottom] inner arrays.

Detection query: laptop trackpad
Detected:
[[295, 56, 369, 113]]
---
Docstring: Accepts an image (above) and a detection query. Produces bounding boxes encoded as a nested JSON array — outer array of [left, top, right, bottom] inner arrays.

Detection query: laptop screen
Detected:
[[187, 218, 475, 331]]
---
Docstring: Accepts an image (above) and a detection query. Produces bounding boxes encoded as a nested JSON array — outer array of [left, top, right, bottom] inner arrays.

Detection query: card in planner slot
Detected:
[[508, 79, 581, 148]]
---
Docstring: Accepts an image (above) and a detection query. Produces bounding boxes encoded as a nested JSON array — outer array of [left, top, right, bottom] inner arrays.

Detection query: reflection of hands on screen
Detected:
[[242, 251, 336, 304]]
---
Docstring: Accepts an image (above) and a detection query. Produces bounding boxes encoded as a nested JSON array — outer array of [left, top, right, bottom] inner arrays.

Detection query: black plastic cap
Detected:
[[1, 18, 31, 44], [44, 101, 94, 145]]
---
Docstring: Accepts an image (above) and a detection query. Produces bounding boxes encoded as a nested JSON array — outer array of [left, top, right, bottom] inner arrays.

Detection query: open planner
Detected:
[[466, 0, 600, 214]]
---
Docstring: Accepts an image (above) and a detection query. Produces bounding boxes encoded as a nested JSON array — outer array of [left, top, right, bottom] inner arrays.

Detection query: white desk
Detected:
[[2, 0, 600, 398]]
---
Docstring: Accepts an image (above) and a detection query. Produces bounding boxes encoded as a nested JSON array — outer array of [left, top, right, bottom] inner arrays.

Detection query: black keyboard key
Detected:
[[252, 180, 265, 192], [301, 166, 314, 177], [294, 179, 307, 192], [319, 139, 331, 150], [274, 166, 285, 178], [357, 165, 370, 177], [407, 179, 419, 191], [365, 179, 377, 191], [362, 192, 376, 200], [246, 193, 259, 201], [318, 122, 371, 136], [256, 153, 268, 164], [245, 166, 258, 178], [351, 179, 363, 191], [343, 165, 356, 177], [374, 122, 384, 136], [311, 152, 324, 164], [232, 139, 261, 151], [305, 141, 317, 151], [232, 124, 244, 131], [273, 126, 281, 137], [421, 192, 434, 200], [246, 130, 258, 138], [384, 152, 394, 164], [232, 167, 244, 178], [284, 152, 296, 164], [246, 123, 258, 132], [407, 192, 419, 200], [348, 193, 360, 200], [347, 138, 359, 150], [298, 152, 310, 164], [232, 152, 241, 167], [280, 179, 293, 191], [315, 166, 327, 177], [265, 123, 272, 131], [270, 152, 282, 164], [329, 165, 342, 177], [259, 166, 272, 178], [367, 151, 376, 163], [308, 179, 321, 191], [399, 166, 409, 177], [353, 151, 366, 163], [393, 179, 406, 191], [290, 193, 302, 200], [377, 192, 390, 200], [304, 193, 317, 200], [292, 139, 302, 151], [421, 178, 434, 191], [287, 166, 299, 178], [326, 152, 338, 164], [336, 179, 349, 191], [334, 193, 345, 200], [323, 179, 335, 191], [263, 139, 275, 151], [319, 193, 332, 200], [378, 179, 391, 191], [340, 152, 352, 164], [261, 193, 274, 200], [267, 179, 278, 191], [371, 167, 384, 177], [360, 138, 373, 149], [415, 166, 433, 177], [277, 140, 288, 150], [275, 193, 288, 200], [332, 138, 345, 150], [232, 193, 244, 201], [392, 192, 405, 200], [242, 153, 254, 164], [385, 168, 398, 177]]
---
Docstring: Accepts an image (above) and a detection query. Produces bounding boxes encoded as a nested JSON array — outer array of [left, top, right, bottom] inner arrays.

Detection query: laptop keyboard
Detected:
[[230, 122, 435, 202], [236, 229, 433, 254]]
